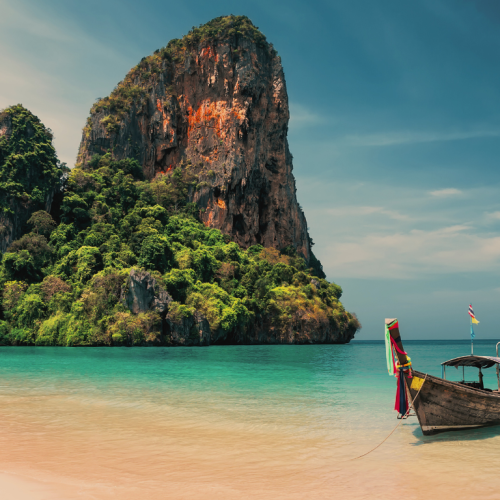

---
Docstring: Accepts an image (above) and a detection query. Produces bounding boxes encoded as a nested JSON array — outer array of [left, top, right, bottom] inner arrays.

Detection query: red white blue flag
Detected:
[[468, 304, 479, 324], [468, 304, 475, 318]]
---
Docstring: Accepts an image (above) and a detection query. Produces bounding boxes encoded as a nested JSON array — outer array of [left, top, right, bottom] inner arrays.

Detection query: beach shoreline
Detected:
[[2, 344, 500, 499]]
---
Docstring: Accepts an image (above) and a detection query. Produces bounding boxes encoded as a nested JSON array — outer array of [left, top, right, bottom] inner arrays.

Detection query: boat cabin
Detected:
[[441, 355, 500, 392]]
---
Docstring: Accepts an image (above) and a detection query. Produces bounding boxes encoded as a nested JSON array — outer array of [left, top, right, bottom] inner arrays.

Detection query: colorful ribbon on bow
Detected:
[[385, 319, 413, 416], [394, 366, 409, 415], [390, 336, 407, 355], [385, 324, 396, 376]]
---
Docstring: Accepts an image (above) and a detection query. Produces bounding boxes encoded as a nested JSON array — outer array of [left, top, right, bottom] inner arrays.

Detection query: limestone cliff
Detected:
[[77, 16, 312, 261], [0, 105, 63, 253]]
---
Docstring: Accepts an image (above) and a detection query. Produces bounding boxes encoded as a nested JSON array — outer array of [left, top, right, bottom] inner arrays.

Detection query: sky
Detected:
[[2, 0, 500, 340]]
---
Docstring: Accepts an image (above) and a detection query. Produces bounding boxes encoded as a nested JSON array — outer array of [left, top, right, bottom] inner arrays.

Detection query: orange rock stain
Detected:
[[203, 197, 226, 228], [156, 99, 170, 134], [187, 99, 246, 140], [154, 165, 173, 178], [206, 210, 215, 227], [200, 46, 219, 63]]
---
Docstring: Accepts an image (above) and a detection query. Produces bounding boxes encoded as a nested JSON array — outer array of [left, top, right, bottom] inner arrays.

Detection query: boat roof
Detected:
[[441, 355, 500, 369]]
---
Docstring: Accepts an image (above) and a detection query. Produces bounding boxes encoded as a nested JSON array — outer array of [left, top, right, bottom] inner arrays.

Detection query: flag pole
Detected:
[[471, 314, 473, 355]]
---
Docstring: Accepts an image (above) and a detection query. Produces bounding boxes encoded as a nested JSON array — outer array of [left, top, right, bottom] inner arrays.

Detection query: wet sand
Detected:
[[2, 392, 500, 500]]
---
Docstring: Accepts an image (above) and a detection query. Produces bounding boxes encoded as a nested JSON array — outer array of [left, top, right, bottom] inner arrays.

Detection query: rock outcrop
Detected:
[[122, 268, 356, 346], [122, 269, 214, 346], [77, 16, 311, 260], [122, 268, 172, 314], [0, 105, 62, 253], [123, 268, 357, 346], [237, 318, 357, 345], [165, 311, 212, 346]]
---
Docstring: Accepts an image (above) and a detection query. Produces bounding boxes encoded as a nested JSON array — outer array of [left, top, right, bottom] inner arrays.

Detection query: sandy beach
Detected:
[[1, 345, 500, 499]]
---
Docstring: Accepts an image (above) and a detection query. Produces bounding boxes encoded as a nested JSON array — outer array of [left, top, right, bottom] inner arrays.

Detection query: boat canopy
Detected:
[[441, 355, 500, 369]]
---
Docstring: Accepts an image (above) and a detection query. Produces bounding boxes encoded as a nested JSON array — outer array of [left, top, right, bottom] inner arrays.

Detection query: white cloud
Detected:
[[299, 178, 500, 281], [325, 206, 411, 221], [429, 188, 463, 197], [485, 211, 500, 221], [289, 103, 326, 131], [321, 225, 500, 279], [337, 129, 500, 147]]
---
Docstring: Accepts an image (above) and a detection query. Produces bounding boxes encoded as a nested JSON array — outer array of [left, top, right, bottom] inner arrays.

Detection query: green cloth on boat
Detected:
[[385, 324, 394, 376]]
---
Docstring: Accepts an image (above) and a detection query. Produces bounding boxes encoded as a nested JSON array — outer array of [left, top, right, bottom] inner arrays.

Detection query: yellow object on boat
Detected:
[[411, 376, 425, 391]]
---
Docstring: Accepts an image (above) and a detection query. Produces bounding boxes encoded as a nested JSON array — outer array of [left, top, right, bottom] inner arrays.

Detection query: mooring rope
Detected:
[[349, 373, 428, 461], [268, 373, 429, 490]]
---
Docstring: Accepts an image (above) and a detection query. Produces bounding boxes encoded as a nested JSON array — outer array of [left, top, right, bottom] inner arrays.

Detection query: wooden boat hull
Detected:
[[406, 370, 500, 435]]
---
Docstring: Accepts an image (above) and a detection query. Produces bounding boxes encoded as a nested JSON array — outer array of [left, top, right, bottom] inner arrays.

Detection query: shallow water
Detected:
[[1, 340, 500, 499]]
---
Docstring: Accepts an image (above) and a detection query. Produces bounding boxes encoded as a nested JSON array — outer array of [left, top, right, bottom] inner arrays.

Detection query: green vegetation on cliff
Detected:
[[0, 105, 65, 219], [0, 152, 359, 346], [177, 15, 267, 49]]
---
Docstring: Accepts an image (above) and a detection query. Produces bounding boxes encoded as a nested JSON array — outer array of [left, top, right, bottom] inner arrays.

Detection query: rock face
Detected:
[[122, 269, 213, 346], [122, 269, 172, 314], [234, 318, 357, 345], [78, 16, 311, 260], [0, 106, 62, 253], [165, 311, 212, 346]]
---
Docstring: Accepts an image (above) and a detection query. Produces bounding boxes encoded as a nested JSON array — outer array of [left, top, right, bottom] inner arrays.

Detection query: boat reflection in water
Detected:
[[386, 318, 500, 436]]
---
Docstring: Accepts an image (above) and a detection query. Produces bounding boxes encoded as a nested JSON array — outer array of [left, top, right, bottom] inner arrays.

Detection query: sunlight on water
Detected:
[[1, 341, 500, 499]]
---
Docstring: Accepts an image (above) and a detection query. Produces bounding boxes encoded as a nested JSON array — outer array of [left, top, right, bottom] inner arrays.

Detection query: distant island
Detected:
[[0, 16, 360, 346]]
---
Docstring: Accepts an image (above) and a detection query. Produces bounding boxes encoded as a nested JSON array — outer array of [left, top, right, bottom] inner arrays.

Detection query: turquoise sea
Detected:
[[1, 340, 500, 499]]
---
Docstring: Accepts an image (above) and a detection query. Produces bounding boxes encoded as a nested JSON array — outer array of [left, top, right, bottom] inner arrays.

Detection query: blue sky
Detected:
[[2, 0, 500, 340]]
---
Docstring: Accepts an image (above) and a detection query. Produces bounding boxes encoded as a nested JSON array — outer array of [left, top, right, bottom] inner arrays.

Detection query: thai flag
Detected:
[[468, 304, 475, 319], [469, 304, 480, 325]]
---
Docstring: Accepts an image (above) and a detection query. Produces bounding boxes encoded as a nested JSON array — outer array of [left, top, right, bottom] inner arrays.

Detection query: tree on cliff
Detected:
[[0, 105, 66, 251], [0, 153, 359, 346]]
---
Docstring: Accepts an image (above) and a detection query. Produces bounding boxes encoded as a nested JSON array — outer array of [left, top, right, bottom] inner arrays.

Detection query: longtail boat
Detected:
[[385, 318, 500, 435]]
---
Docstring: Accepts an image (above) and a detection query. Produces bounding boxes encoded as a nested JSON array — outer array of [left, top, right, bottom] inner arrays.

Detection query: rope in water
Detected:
[[349, 373, 428, 461], [275, 373, 429, 487]]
